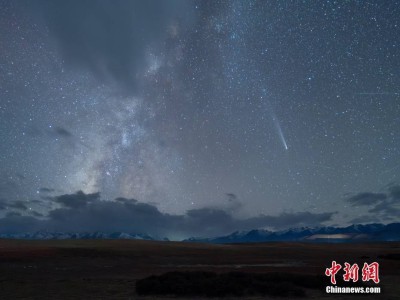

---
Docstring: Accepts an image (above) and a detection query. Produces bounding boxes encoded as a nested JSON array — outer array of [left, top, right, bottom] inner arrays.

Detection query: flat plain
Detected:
[[0, 239, 398, 299]]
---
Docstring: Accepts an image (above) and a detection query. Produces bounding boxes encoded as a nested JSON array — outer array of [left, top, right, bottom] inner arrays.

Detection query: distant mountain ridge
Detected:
[[0, 231, 155, 240], [0, 223, 399, 242], [185, 223, 400, 243]]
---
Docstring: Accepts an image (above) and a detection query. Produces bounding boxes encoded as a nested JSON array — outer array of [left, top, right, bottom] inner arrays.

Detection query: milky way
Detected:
[[0, 0, 399, 230]]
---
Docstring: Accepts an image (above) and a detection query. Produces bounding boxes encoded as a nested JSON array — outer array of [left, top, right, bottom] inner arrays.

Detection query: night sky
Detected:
[[0, 0, 399, 239]]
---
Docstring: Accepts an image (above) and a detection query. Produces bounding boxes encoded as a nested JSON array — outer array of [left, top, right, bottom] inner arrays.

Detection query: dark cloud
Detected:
[[33, 0, 194, 91], [0, 215, 41, 233], [53, 127, 73, 138], [23, 125, 78, 146], [346, 186, 400, 222], [224, 193, 242, 212], [226, 193, 237, 201], [30, 211, 44, 218], [0, 191, 334, 239], [0, 199, 7, 210], [346, 192, 387, 206], [40, 196, 55, 202], [0, 188, 395, 239], [389, 185, 400, 200], [6, 212, 22, 218], [7, 200, 28, 211], [21, 125, 88, 151], [54, 191, 100, 209], [114, 197, 138, 204], [45, 199, 177, 234], [30, 199, 47, 204], [46, 126, 92, 150], [368, 199, 400, 219], [53, 191, 100, 208], [39, 187, 55, 193], [0, 198, 32, 211], [349, 215, 383, 224], [242, 212, 336, 230]]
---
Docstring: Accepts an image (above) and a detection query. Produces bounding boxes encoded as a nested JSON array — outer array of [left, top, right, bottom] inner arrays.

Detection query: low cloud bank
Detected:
[[0, 191, 334, 239], [346, 184, 400, 223]]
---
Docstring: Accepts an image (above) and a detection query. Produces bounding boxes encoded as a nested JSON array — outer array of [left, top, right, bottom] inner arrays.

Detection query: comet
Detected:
[[272, 115, 288, 150], [261, 89, 288, 151]]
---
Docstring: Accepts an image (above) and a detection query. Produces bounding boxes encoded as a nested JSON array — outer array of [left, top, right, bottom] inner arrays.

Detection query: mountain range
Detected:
[[0, 231, 155, 240], [184, 223, 400, 243], [0, 223, 399, 242]]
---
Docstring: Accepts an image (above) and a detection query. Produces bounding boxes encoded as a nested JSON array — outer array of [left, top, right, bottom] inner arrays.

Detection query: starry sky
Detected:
[[0, 0, 399, 238]]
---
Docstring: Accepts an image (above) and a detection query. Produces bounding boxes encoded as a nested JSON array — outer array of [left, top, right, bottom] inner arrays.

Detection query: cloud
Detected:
[[6, 212, 22, 218], [224, 193, 242, 212], [389, 185, 400, 200], [0, 199, 29, 211], [242, 211, 336, 229], [347, 192, 387, 206], [53, 127, 73, 138], [47, 126, 92, 150], [345, 186, 400, 222], [2, 187, 396, 238], [54, 191, 100, 209], [0, 191, 334, 239], [33, 0, 194, 91], [0, 199, 8, 210], [7, 201, 29, 211], [368, 199, 400, 219], [226, 193, 237, 201], [0, 215, 41, 233], [24, 125, 74, 142], [349, 215, 383, 224], [114, 197, 138, 204], [39, 187, 55, 193], [30, 211, 44, 218]]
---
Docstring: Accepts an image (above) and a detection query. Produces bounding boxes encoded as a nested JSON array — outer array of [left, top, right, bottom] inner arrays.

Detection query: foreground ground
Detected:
[[0, 239, 398, 299]]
